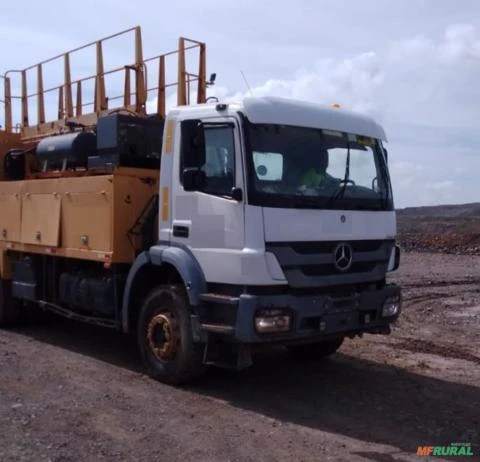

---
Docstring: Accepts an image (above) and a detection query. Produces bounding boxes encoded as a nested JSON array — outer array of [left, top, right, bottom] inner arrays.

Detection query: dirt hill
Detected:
[[396, 203, 480, 254]]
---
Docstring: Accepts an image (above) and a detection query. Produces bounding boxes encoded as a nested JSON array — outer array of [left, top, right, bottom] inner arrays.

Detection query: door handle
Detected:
[[173, 225, 189, 238]]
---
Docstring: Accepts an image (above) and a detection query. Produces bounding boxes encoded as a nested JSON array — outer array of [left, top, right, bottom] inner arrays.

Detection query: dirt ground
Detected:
[[0, 251, 479, 462]]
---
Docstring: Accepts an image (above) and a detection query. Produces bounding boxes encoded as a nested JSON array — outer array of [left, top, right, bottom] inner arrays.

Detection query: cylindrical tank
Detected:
[[36, 132, 96, 170]]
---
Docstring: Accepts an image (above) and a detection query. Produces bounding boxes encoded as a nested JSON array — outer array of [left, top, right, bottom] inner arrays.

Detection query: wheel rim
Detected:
[[146, 312, 179, 361]]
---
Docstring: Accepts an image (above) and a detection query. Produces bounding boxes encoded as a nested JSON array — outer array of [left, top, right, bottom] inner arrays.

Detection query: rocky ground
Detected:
[[0, 205, 479, 462]]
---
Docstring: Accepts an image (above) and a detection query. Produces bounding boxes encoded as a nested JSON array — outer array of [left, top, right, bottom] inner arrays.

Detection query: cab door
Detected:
[[169, 116, 245, 264]]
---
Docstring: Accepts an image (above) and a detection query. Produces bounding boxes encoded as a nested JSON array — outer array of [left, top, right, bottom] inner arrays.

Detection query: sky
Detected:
[[1, 0, 479, 208]]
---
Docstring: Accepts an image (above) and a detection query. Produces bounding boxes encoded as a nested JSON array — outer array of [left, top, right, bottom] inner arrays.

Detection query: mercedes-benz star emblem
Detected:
[[333, 243, 353, 271]]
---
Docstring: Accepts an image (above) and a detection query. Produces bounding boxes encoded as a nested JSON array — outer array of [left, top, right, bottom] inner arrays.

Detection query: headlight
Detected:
[[255, 309, 291, 334], [382, 296, 401, 317]]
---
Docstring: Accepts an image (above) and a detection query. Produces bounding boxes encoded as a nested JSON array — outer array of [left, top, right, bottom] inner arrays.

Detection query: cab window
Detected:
[[181, 122, 235, 197]]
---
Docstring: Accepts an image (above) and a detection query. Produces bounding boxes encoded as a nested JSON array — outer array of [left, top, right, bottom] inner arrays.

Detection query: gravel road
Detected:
[[1, 252, 479, 462]]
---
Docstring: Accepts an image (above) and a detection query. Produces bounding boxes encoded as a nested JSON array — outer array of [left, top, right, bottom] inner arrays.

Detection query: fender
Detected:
[[121, 244, 206, 332]]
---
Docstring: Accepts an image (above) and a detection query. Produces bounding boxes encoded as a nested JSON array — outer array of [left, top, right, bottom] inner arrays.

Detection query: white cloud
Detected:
[[440, 24, 480, 61], [190, 23, 480, 208], [242, 52, 384, 117], [144, 20, 480, 209]]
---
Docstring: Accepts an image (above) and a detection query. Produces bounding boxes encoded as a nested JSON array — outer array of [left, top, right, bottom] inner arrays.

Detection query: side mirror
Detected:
[[231, 187, 243, 202], [383, 148, 388, 163], [183, 168, 206, 192]]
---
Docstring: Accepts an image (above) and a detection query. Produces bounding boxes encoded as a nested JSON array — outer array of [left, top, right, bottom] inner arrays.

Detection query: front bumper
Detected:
[[230, 283, 401, 343]]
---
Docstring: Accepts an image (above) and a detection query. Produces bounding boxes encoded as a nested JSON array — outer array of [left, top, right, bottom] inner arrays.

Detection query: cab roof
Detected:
[[171, 96, 387, 141], [242, 97, 387, 141]]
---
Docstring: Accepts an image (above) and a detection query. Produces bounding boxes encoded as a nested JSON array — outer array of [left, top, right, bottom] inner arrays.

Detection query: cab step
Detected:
[[199, 293, 239, 305], [200, 323, 235, 335]]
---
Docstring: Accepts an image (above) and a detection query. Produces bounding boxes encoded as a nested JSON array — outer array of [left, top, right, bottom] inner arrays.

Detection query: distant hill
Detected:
[[396, 203, 480, 254], [397, 203, 480, 219]]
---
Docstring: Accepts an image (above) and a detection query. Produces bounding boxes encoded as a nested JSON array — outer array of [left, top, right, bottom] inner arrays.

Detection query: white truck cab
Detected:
[[124, 96, 401, 383], [0, 26, 402, 385]]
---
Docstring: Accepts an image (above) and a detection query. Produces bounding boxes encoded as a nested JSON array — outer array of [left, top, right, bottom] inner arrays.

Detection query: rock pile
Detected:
[[396, 203, 480, 255], [398, 231, 480, 255]]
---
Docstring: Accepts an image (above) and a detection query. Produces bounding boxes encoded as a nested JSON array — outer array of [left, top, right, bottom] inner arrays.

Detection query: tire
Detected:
[[137, 284, 205, 385], [0, 279, 20, 327], [287, 338, 344, 361]]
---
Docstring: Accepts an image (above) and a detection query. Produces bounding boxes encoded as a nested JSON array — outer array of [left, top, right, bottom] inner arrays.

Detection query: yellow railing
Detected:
[[0, 26, 209, 141]]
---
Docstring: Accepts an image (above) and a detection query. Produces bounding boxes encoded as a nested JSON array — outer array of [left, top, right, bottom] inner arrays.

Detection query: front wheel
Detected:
[[287, 338, 344, 361], [137, 284, 205, 385]]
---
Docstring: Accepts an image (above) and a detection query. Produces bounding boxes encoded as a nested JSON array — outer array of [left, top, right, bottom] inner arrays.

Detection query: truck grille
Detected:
[[266, 239, 394, 288]]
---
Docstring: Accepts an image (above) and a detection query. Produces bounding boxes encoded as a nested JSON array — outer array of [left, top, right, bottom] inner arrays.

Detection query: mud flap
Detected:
[[203, 337, 253, 370]]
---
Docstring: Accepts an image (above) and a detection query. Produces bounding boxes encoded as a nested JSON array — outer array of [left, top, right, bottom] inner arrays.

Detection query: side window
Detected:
[[180, 121, 236, 196], [202, 126, 235, 196]]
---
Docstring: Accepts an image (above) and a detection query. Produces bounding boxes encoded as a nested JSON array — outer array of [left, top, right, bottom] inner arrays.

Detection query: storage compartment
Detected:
[[0, 168, 158, 262], [61, 189, 113, 252], [0, 193, 21, 242], [20, 192, 61, 246]]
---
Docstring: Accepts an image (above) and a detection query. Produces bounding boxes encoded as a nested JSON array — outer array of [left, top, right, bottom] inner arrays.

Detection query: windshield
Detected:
[[244, 122, 393, 210]]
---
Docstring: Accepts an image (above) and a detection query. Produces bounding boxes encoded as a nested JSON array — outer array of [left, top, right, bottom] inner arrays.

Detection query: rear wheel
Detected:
[[137, 284, 205, 385], [287, 338, 344, 361]]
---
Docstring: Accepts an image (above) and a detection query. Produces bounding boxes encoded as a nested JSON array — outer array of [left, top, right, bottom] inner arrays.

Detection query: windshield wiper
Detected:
[[327, 143, 351, 208]]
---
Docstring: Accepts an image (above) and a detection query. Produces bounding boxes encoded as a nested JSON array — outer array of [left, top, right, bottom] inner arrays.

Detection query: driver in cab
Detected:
[[300, 148, 338, 189]]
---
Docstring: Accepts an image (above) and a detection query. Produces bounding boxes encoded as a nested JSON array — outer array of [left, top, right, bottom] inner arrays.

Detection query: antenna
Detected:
[[240, 70, 254, 96]]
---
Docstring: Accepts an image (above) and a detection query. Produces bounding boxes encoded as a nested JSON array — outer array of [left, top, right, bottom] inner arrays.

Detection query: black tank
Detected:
[[36, 131, 96, 170]]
